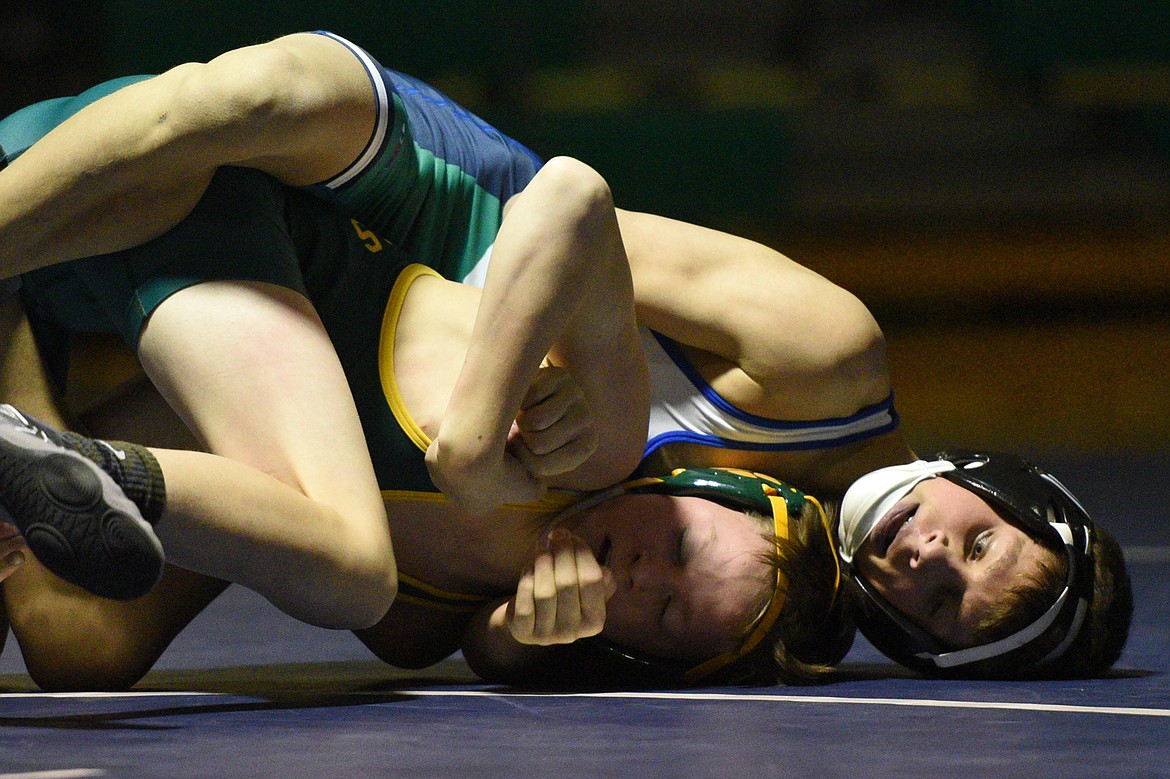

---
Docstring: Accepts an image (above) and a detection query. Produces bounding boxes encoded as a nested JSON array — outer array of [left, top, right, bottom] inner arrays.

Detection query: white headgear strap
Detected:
[[838, 459, 957, 564]]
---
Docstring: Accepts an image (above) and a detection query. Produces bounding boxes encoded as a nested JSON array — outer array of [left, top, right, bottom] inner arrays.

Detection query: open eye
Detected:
[[970, 530, 992, 560]]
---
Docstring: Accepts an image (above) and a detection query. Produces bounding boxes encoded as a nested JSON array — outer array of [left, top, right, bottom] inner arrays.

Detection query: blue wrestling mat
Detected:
[[1, 452, 1168, 778]]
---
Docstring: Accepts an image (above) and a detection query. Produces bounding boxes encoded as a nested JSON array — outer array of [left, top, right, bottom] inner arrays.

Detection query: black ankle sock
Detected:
[[57, 431, 167, 525]]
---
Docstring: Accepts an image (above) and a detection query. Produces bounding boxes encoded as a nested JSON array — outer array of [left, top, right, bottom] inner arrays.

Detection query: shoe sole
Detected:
[[0, 420, 164, 600]]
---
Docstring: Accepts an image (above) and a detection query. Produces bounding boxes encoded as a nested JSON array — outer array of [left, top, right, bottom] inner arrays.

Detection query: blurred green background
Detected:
[[3, 0, 1168, 457]]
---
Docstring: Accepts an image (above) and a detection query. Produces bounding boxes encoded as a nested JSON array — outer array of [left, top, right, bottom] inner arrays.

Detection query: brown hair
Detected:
[[973, 539, 1068, 644], [526, 498, 856, 690], [950, 523, 1132, 679]]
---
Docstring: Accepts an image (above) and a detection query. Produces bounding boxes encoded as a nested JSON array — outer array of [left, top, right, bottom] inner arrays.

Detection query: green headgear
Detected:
[[562, 467, 838, 685]]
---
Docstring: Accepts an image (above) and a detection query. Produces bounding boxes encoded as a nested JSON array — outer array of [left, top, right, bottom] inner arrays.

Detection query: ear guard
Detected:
[[576, 467, 837, 685], [852, 450, 1095, 674]]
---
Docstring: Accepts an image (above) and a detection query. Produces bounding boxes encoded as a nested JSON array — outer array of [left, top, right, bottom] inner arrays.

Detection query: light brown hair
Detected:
[[714, 501, 855, 685]]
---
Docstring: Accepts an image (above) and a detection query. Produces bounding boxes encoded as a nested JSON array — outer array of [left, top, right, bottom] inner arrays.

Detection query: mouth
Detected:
[[870, 500, 918, 557]]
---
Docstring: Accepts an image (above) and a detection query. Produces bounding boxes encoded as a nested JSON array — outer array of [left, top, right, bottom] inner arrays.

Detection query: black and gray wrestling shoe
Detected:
[[0, 404, 164, 600]]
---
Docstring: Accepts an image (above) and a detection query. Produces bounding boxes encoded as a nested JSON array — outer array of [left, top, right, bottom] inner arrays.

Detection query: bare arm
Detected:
[[617, 209, 892, 421], [461, 598, 550, 681], [0, 32, 374, 277], [427, 157, 650, 516], [462, 529, 613, 681]]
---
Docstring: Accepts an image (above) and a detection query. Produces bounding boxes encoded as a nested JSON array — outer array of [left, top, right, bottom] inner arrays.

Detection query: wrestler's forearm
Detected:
[[441, 157, 648, 487], [0, 71, 217, 276], [617, 208, 893, 420], [0, 33, 374, 278]]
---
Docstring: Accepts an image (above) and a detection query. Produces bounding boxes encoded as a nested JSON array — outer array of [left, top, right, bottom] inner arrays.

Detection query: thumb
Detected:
[[601, 566, 616, 600], [0, 550, 25, 583], [424, 437, 441, 467]]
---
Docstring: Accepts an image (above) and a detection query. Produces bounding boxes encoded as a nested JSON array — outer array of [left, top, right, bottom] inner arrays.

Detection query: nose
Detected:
[[625, 551, 667, 595], [910, 528, 954, 573]]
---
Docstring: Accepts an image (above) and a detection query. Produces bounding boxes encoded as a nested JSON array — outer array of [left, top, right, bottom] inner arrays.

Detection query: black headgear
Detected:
[[852, 450, 1095, 675]]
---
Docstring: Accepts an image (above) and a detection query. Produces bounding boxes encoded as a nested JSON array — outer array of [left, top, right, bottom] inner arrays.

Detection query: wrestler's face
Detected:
[[564, 495, 774, 662], [852, 477, 1056, 647]]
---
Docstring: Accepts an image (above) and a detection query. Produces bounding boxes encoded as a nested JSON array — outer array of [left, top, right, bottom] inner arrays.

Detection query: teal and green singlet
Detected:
[[0, 31, 543, 498]]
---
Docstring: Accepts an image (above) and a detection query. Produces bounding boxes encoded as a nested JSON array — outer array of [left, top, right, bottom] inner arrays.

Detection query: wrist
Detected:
[[462, 600, 550, 682]]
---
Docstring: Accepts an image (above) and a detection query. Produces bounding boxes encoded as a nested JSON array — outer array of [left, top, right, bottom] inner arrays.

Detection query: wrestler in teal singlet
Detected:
[[0, 29, 546, 494]]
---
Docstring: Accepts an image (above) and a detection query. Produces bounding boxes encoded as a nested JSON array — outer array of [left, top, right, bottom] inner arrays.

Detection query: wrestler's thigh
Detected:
[[0, 295, 68, 427], [136, 280, 381, 511], [4, 558, 228, 691]]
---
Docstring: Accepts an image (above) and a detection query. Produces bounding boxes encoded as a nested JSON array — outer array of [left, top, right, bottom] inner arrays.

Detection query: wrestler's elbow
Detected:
[[539, 156, 617, 230], [752, 287, 892, 417], [806, 290, 892, 411]]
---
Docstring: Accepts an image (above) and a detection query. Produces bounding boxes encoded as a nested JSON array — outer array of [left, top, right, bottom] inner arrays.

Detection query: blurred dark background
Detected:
[[3, 0, 1168, 458]]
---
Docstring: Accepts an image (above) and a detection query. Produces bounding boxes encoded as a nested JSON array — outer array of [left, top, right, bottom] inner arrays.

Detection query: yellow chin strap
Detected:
[[681, 492, 839, 684]]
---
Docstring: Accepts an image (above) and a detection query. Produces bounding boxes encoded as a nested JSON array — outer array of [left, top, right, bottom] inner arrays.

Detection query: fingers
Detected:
[[577, 541, 613, 635], [530, 541, 560, 638], [517, 366, 579, 434], [511, 429, 597, 480], [425, 436, 544, 517], [0, 522, 27, 584], [512, 366, 598, 478], [507, 529, 611, 646], [0, 549, 25, 583], [516, 402, 593, 456], [508, 566, 537, 640]]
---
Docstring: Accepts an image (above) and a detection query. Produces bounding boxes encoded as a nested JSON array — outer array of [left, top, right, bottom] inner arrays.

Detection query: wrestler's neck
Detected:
[[388, 496, 553, 596]]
